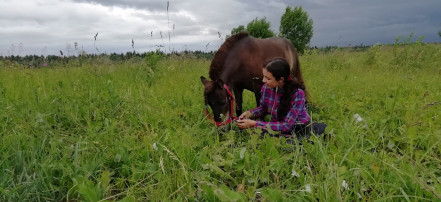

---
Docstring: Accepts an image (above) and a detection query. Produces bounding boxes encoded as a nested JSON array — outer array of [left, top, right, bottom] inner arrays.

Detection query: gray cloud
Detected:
[[72, 0, 166, 11], [1, 0, 440, 56], [301, 0, 441, 46]]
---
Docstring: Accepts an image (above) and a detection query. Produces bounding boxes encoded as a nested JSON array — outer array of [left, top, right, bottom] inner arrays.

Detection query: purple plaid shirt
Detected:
[[249, 84, 310, 133]]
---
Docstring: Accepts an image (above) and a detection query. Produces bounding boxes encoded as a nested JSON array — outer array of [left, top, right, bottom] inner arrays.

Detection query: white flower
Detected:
[[291, 169, 300, 177], [353, 114, 363, 122], [342, 179, 350, 190], [387, 141, 395, 149], [36, 113, 45, 123], [114, 154, 121, 162], [240, 147, 246, 159], [305, 184, 312, 193], [153, 143, 158, 151]]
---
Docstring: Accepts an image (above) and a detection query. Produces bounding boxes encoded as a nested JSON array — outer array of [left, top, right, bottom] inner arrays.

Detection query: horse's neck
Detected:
[[219, 72, 232, 86]]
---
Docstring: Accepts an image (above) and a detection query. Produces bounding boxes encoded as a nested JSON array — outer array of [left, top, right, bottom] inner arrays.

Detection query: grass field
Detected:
[[1, 43, 441, 201]]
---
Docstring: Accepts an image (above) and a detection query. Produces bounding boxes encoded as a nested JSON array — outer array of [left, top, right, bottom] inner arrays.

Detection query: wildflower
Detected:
[[387, 140, 395, 149], [291, 169, 300, 177], [240, 147, 246, 159], [305, 184, 312, 193], [342, 179, 349, 190], [353, 113, 363, 122], [114, 154, 121, 162]]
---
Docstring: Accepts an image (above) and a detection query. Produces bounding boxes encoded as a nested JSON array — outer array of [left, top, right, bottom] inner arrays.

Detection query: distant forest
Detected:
[[1, 44, 373, 68]]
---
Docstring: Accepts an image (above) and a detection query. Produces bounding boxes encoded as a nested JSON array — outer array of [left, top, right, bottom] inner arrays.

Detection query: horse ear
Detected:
[[200, 76, 209, 85]]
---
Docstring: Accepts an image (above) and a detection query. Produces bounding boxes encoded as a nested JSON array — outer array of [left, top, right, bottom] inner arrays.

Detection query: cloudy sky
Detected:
[[1, 0, 440, 56]]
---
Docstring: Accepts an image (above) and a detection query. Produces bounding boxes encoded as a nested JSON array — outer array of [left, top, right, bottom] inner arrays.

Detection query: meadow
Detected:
[[1, 43, 441, 201]]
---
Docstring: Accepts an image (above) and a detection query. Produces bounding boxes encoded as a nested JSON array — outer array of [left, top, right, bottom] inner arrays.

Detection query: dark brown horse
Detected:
[[201, 32, 307, 126]]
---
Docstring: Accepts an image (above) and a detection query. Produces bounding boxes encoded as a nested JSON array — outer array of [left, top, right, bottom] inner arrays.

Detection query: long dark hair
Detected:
[[265, 58, 303, 121]]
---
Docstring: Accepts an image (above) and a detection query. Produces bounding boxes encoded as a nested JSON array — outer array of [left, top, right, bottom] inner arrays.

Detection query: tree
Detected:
[[279, 6, 313, 54], [246, 17, 275, 38], [231, 25, 246, 35], [230, 17, 275, 38]]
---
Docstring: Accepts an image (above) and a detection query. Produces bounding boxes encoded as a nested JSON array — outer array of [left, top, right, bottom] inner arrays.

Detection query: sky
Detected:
[[1, 0, 440, 56]]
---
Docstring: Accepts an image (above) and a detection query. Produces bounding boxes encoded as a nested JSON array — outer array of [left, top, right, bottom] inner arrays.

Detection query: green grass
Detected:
[[1, 44, 441, 201]]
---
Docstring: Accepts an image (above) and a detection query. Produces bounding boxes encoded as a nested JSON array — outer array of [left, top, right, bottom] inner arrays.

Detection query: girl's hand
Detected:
[[239, 111, 252, 120], [236, 119, 256, 129]]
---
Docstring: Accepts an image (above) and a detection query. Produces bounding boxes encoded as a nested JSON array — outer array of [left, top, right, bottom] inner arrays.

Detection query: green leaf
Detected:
[[263, 138, 279, 159], [100, 170, 111, 189], [262, 188, 283, 202], [77, 178, 101, 202], [214, 185, 246, 202], [203, 163, 236, 183], [269, 158, 282, 172], [201, 185, 216, 201], [118, 195, 136, 202]]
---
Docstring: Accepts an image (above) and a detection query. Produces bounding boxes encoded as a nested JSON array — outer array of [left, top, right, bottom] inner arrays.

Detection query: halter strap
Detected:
[[214, 84, 239, 127]]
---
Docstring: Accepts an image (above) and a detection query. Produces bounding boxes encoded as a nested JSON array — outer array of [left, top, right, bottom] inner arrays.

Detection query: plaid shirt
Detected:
[[249, 84, 310, 133]]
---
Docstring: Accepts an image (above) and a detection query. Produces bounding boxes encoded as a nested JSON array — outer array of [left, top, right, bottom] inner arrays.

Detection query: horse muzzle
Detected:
[[203, 107, 232, 127], [203, 107, 215, 123]]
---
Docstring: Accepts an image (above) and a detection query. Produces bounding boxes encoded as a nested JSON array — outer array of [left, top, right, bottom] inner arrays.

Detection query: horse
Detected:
[[200, 32, 307, 126]]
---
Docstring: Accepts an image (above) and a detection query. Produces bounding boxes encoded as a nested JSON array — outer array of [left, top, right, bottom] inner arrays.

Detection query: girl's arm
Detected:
[[254, 90, 307, 133]]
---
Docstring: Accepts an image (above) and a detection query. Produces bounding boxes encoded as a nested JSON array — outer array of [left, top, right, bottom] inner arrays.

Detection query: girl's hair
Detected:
[[265, 58, 303, 121]]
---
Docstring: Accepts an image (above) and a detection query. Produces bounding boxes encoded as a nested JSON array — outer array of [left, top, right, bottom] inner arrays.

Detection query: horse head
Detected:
[[200, 76, 230, 123]]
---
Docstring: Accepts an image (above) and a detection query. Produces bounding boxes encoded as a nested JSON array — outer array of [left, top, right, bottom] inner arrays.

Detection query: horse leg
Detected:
[[233, 88, 243, 117]]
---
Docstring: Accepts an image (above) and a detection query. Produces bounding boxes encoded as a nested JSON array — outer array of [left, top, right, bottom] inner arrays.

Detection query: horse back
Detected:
[[223, 37, 298, 78], [260, 37, 299, 75], [219, 35, 302, 95]]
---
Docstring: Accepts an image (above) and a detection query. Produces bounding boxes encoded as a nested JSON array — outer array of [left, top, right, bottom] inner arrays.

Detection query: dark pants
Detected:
[[291, 123, 327, 142], [266, 123, 327, 144]]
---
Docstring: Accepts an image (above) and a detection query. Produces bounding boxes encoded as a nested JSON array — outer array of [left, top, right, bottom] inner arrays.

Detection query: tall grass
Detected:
[[0, 44, 440, 201]]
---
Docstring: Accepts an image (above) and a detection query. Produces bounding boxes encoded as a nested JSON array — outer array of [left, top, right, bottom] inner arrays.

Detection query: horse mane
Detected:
[[209, 32, 250, 80]]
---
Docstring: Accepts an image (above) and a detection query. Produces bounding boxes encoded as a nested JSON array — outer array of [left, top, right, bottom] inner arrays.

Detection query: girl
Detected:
[[236, 58, 325, 139]]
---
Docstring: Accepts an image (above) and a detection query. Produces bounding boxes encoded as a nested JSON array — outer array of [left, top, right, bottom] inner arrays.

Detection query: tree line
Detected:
[[0, 50, 214, 68], [230, 6, 313, 54]]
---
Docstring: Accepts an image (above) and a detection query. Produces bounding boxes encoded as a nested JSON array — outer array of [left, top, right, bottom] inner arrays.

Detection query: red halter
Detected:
[[214, 84, 239, 127]]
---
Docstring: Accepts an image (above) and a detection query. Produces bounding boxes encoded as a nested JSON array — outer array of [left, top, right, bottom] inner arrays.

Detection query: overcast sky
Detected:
[[1, 0, 440, 56]]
